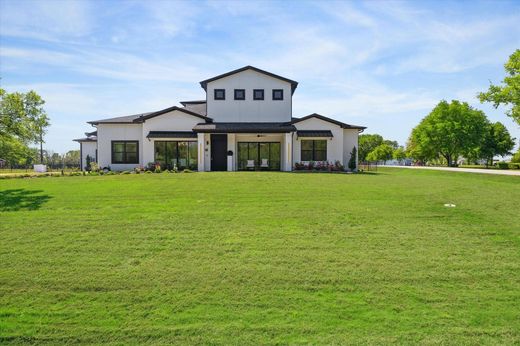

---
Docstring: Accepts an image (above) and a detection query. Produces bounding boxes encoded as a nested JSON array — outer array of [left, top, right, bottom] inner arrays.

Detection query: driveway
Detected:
[[386, 165, 520, 176]]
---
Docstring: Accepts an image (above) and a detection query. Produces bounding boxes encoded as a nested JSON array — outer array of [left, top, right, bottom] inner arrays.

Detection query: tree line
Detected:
[[361, 49, 520, 167]]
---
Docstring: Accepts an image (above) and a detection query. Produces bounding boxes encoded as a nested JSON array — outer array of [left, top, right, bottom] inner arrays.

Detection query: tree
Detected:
[[477, 122, 515, 166], [64, 150, 80, 168], [366, 143, 394, 163], [478, 49, 520, 125], [348, 146, 357, 171], [512, 149, 520, 163], [407, 100, 488, 166], [0, 88, 50, 164], [359, 134, 383, 162], [393, 146, 407, 163]]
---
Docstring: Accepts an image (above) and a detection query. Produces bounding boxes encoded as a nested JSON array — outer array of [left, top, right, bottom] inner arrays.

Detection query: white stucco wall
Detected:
[[97, 123, 143, 171], [80, 141, 97, 170], [292, 117, 344, 164], [206, 69, 292, 122], [141, 110, 202, 166]]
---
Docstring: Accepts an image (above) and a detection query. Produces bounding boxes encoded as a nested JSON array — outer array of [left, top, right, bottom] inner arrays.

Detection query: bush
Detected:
[[508, 163, 520, 170], [145, 170, 153, 174], [497, 161, 509, 169], [121, 171, 131, 174], [183, 169, 194, 173]]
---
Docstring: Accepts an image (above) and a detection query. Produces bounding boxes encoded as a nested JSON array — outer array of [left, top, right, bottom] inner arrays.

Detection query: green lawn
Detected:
[[1, 169, 519, 344]]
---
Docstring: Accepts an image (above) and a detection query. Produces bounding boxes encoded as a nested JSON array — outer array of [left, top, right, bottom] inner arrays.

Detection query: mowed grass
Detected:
[[0, 169, 519, 345]]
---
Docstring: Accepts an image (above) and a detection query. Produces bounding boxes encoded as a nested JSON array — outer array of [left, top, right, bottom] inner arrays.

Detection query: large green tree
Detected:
[[366, 143, 394, 163], [0, 88, 50, 164], [478, 49, 520, 125], [407, 100, 488, 166], [476, 122, 515, 166], [359, 134, 383, 162]]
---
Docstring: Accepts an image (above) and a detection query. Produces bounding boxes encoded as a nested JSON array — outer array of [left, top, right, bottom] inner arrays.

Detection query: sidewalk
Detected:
[[386, 165, 520, 176]]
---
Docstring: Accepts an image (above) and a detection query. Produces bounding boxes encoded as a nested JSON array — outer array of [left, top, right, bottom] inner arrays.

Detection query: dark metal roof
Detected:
[[200, 66, 299, 94], [85, 130, 97, 137], [136, 106, 210, 122], [147, 131, 197, 139], [88, 112, 153, 125], [180, 100, 206, 106], [88, 106, 210, 125], [193, 122, 296, 133], [182, 103, 206, 116], [73, 137, 97, 142], [296, 130, 333, 138], [292, 113, 366, 130]]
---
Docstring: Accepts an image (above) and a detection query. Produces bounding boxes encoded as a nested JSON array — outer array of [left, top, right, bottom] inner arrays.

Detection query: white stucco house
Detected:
[[74, 66, 366, 172]]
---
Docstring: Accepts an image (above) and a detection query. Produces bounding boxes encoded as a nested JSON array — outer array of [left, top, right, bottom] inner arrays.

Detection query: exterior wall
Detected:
[[292, 117, 344, 165], [206, 69, 292, 122], [80, 141, 97, 171], [97, 123, 143, 171], [141, 110, 202, 167], [343, 129, 359, 169]]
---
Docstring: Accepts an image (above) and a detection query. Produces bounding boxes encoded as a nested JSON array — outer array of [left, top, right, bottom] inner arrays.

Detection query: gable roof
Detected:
[[88, 106, 211, 125], [200, 66, 299, 94], [136, 106, 210, 122], [291, 113, 366, 131]]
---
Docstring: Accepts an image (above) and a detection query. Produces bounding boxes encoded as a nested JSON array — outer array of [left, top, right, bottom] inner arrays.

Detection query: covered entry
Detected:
[[237, 142, 281, 171]]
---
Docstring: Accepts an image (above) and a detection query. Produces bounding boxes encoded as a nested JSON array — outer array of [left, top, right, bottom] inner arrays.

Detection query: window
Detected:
[[214, 89, 225, 100], [234, 89, 245, 100], [253, 89, 264, 100], [154, 141, 197, 170], [112, 141, 138, 164], [301, 140, 327, 161], [272, 89, 284, 100], [237, 142, 281, 171]]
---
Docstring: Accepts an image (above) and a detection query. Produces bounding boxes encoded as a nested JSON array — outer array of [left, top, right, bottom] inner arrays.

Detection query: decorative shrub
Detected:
[[183, 169, 194, 173], [121, 171, 131, 174], [497, 162, 509, 169], [508, 163, 520, 170]]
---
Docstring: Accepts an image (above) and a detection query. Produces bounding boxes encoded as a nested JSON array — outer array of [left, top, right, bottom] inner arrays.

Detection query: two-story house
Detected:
[[74, 66, 366, 171]]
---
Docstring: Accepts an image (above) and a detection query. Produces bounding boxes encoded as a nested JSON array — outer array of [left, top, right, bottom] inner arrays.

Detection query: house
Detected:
[[74, 66, 366, 171]]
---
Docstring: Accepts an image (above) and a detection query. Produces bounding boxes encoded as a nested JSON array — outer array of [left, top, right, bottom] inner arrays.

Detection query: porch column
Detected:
[[227, 134, 235, 171], [283, 132, 293, 171], [197, 133, 206, 172]]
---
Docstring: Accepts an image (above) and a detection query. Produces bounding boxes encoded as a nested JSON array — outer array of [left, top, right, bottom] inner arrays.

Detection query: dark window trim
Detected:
[[154, 140, 198, 170], [234, 89, 245, 100], [111, 140, 139, 164], [214, 89, 225, 100], [301, 139, 327, 161], [272, 89, 284, 101], [253, 89, 264, 100], [237, 141, 281, 171]]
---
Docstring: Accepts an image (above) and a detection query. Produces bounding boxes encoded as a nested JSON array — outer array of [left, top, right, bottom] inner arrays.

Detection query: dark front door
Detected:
[[211, 134, 228, 171]]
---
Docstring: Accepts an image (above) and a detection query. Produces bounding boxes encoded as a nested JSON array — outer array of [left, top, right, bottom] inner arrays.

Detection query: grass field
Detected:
[[1, 169, 519, 344]]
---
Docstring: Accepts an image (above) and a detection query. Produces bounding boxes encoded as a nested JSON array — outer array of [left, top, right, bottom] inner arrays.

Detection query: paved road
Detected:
[[386, 165, 520, 176]]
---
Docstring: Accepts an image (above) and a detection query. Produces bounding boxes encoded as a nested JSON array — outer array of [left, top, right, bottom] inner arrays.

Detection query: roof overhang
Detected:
[[146, 131, 197, 139], [200, 66, 298, 94], [292, 113, 366, 131], [193, 122, 296, 133], [135, 106, 210, 123], [296, 130, 333, 138]]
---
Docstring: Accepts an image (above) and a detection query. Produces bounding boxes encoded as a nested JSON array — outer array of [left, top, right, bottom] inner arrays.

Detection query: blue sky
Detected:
[[1, 0, 519, 153]]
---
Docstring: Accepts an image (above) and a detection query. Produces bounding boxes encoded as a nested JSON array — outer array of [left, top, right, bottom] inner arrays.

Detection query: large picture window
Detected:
[[112, 141, 138, 164], [154, 141, 197, 170], [237, 142, 281, 171], [301, 140, 327, 161]]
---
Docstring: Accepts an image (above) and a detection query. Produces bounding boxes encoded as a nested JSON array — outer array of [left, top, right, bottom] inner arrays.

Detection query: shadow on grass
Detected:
[[0, 189, 52, 212]]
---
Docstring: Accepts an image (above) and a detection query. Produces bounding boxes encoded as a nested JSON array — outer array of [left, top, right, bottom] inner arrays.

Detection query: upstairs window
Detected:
[[214, 89, 225, 100], [253, 89, 264, 100], [301, 140, 327, 161], [272, 89, 284, 101], [112, 141, 139, 164], [234, 89, 245, 100]]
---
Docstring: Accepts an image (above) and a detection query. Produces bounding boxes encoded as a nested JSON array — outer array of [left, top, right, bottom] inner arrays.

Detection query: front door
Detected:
[[211, 134, 228, 171]]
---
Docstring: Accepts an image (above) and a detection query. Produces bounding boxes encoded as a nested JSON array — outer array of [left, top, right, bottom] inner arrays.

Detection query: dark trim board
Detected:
[[147, 131, 197, 139]]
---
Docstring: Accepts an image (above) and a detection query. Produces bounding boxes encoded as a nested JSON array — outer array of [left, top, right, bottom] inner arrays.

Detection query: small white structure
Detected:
[[75, 66, 366, 171], [33, 164, 47, 173]]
